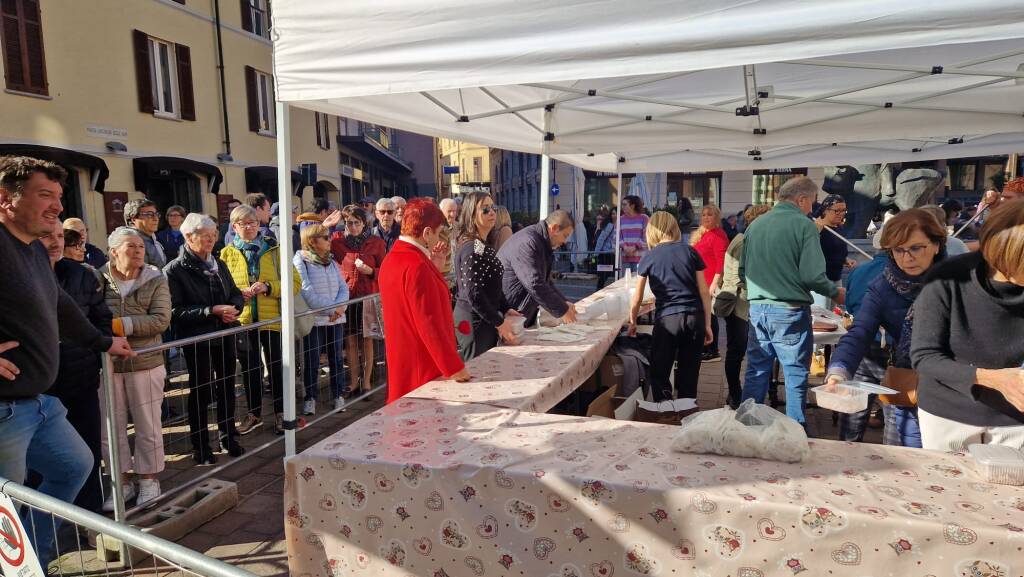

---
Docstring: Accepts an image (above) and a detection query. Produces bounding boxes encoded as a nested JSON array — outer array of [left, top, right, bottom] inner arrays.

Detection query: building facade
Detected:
[[436, 138, 490, 198]]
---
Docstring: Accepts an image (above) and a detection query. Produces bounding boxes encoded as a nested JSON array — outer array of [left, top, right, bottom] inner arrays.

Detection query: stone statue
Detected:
[[822, 164, 943, 238], [890, 168, 944, 211]]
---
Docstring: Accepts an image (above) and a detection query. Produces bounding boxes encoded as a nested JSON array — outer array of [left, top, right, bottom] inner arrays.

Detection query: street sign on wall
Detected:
[[550, 183, 560, 196]]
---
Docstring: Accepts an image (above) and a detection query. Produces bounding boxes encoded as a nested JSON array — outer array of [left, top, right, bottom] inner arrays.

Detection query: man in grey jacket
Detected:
[[124, 198, 167, 268], [497, 210, 578, 325]]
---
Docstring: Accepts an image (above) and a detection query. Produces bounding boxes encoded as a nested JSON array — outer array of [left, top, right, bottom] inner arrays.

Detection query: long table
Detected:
[[284, 281, 1024, 577]]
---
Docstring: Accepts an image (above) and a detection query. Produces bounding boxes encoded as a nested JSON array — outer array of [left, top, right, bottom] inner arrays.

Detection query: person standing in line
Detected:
[[814, 194, 857, 285], [157, 205, 187, 261], [224, 193, 273, 246], [124, 198, 167, 269], [593, 207, 617, 290], [627, 212, 712, 401], [63, 217, 107, 268], [439, 197, 460, 293], [294, 223, 350, 414], [61, 228, 87, 262], [619, 195, 649, 273], [713, 204, 771, 408], [41, 221, 112, 513], [691, 204, 730, 363], [392, 196, 407, 223], [0, 157, 132, 564], [372, 197, 402, 253], [497, 210, 578, 325], [452, 192, 522, 360], [331, 205, 387, 396], [379, 198, 470, 403], [164, 214, 244, 464], [215, 197, 242, 255], [100, 227, 172, 508], [739, 176, 845, 427], [493, 206, 514, 252]]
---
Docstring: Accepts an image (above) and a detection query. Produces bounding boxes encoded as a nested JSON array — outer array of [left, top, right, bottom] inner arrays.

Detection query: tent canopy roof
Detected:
[[273, 0, 1024, 172]]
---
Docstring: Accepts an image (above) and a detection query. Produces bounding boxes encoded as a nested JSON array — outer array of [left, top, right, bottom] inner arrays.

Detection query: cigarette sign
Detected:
[[0, 494, 44, 577]]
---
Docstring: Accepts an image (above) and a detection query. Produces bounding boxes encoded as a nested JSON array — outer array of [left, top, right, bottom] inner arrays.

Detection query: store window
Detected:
[[667, 172, 721, 209], [752, 168, 808, 204]]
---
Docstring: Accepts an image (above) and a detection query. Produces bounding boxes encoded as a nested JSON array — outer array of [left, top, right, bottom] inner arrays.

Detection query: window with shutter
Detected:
[[1, 0, 48, 96], [241, 0, 269, 39], [315, 112, 330, 150], [133, 30, 193, 120], [246, 66, 275, 136], [175, 43, 195, 121]]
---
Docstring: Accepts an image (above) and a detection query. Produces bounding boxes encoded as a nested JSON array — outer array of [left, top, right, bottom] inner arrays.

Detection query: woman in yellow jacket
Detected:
[[221, 205, 301, 435]]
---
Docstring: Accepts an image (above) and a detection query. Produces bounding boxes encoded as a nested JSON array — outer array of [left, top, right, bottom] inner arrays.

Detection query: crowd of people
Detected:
[[2, 152, 1024, 565]]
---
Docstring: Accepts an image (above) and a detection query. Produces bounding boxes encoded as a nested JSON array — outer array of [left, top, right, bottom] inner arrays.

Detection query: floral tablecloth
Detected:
[[285, 398, 1024, 577]]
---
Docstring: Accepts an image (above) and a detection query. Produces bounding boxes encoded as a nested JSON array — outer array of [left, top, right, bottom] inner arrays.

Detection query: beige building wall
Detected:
[[0, 0, 341, 248], [436, 138, 491, 197]]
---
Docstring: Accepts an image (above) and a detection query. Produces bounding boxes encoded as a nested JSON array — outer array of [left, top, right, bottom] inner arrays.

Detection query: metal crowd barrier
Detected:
[[0, 475, 257, 577], [97, 293, 387, 523]]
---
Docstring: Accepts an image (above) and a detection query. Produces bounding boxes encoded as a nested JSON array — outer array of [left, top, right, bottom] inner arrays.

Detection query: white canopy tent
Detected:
[[268, 1, 1024, 452]]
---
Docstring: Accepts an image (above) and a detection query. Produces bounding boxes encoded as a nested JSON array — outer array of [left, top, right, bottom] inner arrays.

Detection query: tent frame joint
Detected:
[[544, 132, 555, 141], [931, 66, 944, 74], [735, 105, 759, 116], [457, 115, 469, 122]]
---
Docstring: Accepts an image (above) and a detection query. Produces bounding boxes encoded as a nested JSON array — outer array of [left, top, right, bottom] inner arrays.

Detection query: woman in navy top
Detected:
[[628, 211, 713, 401]]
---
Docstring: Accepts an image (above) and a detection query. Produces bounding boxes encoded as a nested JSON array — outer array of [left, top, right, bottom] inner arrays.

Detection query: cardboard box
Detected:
[[585, 382, 642, 419], [597, 354, 625, 391]]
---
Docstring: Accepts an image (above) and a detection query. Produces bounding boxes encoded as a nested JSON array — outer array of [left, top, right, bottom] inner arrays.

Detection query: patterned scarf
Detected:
[[345, 228, 371, 249], [232, 232, 271, 283], [300, 249, 332, 266], [883, 262, 925, 369]]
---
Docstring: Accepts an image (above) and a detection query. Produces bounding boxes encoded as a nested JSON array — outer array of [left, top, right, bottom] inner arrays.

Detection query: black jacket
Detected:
[[163, 247, 244, 342], [496, 221, 569, 320], [84, 243, 107, 269], [51, 260, 113, 397], [372, 221, 401, 253]]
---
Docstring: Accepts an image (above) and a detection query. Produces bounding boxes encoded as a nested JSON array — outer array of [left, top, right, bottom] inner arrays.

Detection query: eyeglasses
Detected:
[[377, 209, 395, 215], [890, 244, 932, 259], [344, 220, 363, 227], [481, 206, 493, 215], [236, 221, 260, 229], [138, 211, 161, 219], [827, 208, 848, 215]]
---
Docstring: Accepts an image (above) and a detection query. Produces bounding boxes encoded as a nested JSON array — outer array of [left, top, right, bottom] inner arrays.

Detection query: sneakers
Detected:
[[701, 352, 721, 363], [333, 396, 346, 412], [237, 413, 263, 436], [303, 399, 316, 416], [102, 483, 135, 512], [136, 479, 161, 507], [220, 436, 246, 457]]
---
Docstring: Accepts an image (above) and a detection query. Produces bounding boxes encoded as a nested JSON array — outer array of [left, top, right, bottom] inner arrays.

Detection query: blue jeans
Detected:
[[302, 324, 347, 401], [0, 395, 93, 565], [741, 304, 814, 424], [891, 406, 922, 448]]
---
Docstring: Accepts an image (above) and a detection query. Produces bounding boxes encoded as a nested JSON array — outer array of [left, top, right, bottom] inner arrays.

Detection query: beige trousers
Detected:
[[100, 365, 167, 475], [918, 408, 1024, 452]]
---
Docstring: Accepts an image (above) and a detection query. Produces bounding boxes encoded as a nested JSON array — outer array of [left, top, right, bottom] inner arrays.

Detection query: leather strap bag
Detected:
[[879, 366, 918, 407]]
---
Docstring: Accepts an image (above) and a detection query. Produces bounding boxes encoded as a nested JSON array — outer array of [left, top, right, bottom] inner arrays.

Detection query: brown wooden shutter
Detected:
[[132, 29, 154, 113], [175, 43, 195, 120], [239, 0, 252, 32], [2, 0, 48, 95], [323, 114, 330, 149], [245, 65, 259, 132], [314, 113, 321, 146]]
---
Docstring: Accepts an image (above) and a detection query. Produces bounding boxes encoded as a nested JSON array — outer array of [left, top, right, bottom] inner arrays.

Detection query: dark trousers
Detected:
[[239, 329, 284, 417], [303, 324, 347, 400], [454, 306, 499, 362], [55, 387, 103, 512], [704, 314, 720, 355], [650, 312, 704, 401], [183, 343, 237, 451], [723, 313, 749, 408]]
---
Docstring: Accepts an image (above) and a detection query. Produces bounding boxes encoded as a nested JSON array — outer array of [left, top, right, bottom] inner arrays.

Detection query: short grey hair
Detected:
[[777, 176, 819, 202], [391, 196, 407, 207], [230, 204, 258, 224], [180, 213, 217, 236], [107, 226, 142, 250], [439, 198, 457, 211], [123, 198, 157, 224], [545, 209, 574, 230], [376, 198, 395, 211]]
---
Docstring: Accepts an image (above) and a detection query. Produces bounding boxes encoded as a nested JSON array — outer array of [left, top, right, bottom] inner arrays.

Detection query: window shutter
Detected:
[[245, 65, 259, 132], [1, 0, 26, 92], [132, 29, 154, 113], [315, 113, 322, 146], [2, 0, 48, 95], [20, 0, 46, 94], [324, 115, 330, 150], [239, 0, 252, 32], [175, 43, 195, 120]]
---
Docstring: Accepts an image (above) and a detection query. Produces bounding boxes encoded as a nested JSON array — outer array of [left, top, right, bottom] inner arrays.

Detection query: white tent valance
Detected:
[[272, 0, 1024, 172]]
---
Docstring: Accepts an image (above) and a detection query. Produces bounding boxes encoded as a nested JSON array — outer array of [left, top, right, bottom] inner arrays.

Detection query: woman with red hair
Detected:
[[379, 198, 470, 402]]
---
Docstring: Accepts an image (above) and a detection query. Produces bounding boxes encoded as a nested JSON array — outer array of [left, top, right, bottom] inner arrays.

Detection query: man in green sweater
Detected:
[[739, 176, 845, 426]]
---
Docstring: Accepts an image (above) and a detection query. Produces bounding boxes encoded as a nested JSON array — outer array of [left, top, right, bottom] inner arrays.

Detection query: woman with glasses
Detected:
[[61, 229, 87, 262], [221, 205, 300, 436], [453, 192, 522, 361], [912, 202, 1024, 451], [157, 205, 187, 261], [294, 223, 349, 414], [824, 209, 947, 447], [814, 194, 856, 283], [331, 205, 387, 397]]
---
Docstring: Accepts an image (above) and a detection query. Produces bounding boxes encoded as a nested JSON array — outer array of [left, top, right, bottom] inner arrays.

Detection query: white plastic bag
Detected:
[[670, 400, 809, 463]]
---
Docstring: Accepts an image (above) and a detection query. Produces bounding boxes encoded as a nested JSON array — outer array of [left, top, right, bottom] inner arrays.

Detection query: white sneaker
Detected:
[[102, 483, 136, 512], [333, 397, 346, 412], [303, 399, 316, 416], [136, 479, 161, 506]]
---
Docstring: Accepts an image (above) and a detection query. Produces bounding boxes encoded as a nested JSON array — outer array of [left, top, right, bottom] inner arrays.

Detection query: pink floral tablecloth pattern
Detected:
[[285, 398, 1024, 577]]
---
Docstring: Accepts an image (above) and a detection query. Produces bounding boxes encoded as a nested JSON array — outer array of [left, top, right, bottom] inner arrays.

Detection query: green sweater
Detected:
[[739, 201, 837, 306]]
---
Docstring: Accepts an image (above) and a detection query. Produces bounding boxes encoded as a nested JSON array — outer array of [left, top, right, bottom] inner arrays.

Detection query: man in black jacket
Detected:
[[372, 197, 401, 253], [497, 210, 578, 325], [0, 157, 132, 564]]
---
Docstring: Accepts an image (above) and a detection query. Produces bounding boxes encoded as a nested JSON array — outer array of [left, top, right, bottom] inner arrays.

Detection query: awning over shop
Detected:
[[313, 179, 339, 196], [337, 134, 412, 173], [133, 156, 223, 194], [0, 144, 110, 192], [245, 165, 303, 193]]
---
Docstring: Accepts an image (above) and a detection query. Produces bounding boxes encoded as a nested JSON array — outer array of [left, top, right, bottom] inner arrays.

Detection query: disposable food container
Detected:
[[811, 383, 868, 413], [968, 443, 1024, 485]]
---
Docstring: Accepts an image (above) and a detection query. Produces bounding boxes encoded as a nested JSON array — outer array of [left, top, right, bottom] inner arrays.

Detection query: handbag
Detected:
[[879, 366, 918, 407], [362, 296, 385, 340]]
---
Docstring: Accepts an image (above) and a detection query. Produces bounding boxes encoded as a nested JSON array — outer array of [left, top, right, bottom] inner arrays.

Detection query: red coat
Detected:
[[693, 227, 729, 284], [379, 239, 465, 403], [330, 233, 386, 298]]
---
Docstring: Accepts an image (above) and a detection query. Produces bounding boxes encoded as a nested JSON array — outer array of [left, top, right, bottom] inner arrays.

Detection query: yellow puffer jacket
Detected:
[[220, 243, 301, 332]]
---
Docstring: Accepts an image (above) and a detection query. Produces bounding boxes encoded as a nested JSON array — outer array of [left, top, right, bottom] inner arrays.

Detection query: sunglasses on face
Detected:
[[377, 209, 395, 215], [480, 206, 494, 215]]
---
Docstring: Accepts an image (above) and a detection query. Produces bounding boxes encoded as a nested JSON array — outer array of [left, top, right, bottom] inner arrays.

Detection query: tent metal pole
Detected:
[[784, 59, 1024, 80], [275, 101, 298, 457], [540, 107, 552, 221], [526, 82, 732, 114], [615, 172, 623, 279]]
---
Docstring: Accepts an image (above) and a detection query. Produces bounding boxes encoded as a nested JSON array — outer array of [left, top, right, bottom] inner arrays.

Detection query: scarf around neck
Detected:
[[883, 261, 926, 369], [233, 232, 272, 282], [301, 249, 332, 266], [346, 228, 371, 249]]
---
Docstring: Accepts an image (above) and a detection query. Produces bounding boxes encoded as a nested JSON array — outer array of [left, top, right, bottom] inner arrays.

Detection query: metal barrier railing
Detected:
[[552, 251, 617, 291], [0, 475, 257, 577], [97, 293, 386, 523]]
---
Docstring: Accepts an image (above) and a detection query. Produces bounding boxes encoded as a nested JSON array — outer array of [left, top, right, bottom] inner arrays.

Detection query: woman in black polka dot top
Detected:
[[452, 192, 524, 360]]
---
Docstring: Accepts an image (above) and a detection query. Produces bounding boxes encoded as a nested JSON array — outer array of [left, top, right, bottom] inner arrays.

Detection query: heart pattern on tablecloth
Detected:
[[364, 515, 382, 533], [757, 518, 786, 541], [830, 542, 861, 565], [373, 473, 394, 492], [476, 515, 498, 539], [440, 519, 470, 549], [412, 537, 432, 555], [534, 537, 557, 560], [548, 494, 570, 512], [425, 491, 444, 511], [494, 469, 515, 488], [670, 539, 695, 560], [506, 498, 539, 532], [464, 556, 485, 576], [589, 560, 614, 577], [690, 492, 717, 514], [609, 514, 630, 533], [623, 543, 658, 575], [943, 523, 978, 545]]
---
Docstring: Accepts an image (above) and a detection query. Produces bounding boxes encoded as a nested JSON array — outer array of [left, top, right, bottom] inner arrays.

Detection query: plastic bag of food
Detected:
[[671, 408, 734, 454], [671, 400, 809, 462]]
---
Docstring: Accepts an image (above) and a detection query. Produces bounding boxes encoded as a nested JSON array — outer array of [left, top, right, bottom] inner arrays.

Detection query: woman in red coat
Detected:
[[330, 205, 387, 396], [379, 199, 470, 403], [691, 204, 730, 361]]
